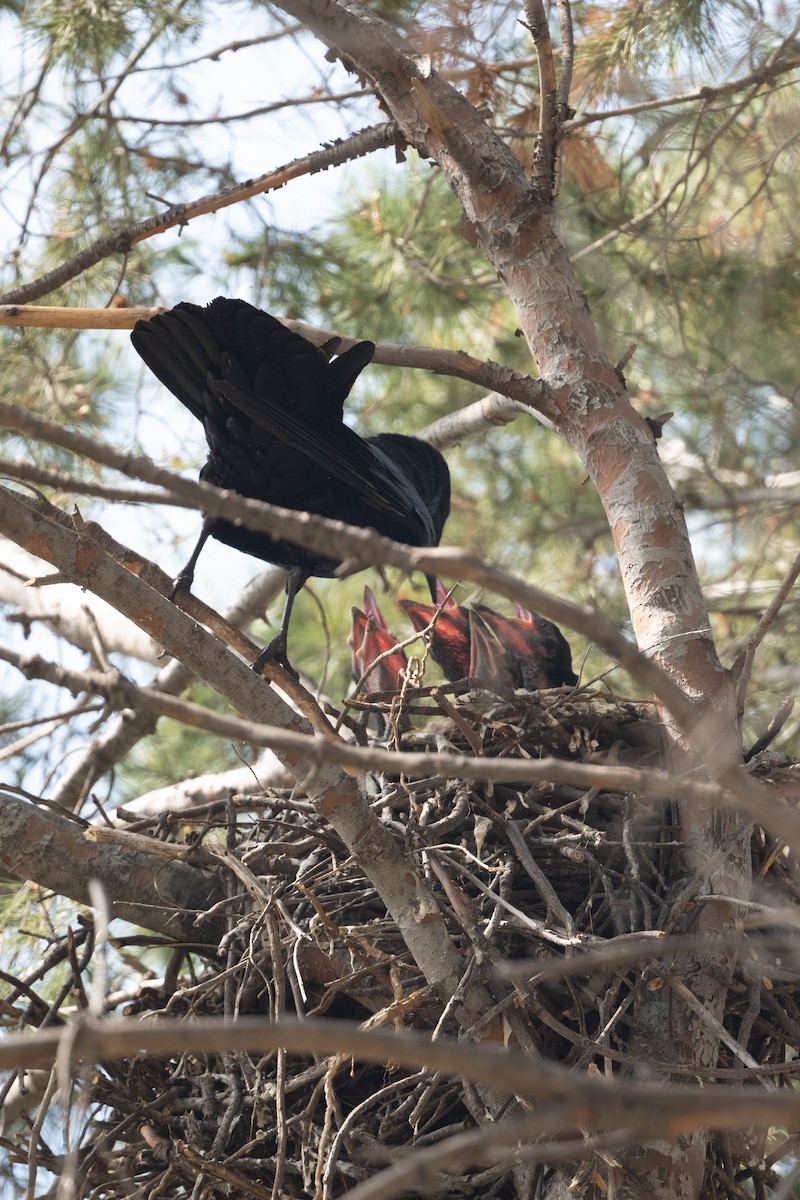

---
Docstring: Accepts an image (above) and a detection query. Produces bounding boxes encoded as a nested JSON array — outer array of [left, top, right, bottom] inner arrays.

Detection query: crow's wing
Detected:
[[133, 299, 376, 422], [132, 301, 342, 427], [213, 377, 440, 545]]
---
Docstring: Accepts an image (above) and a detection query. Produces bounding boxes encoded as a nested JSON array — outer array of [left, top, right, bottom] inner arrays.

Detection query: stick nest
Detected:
[[3, 687, 799, 1199]]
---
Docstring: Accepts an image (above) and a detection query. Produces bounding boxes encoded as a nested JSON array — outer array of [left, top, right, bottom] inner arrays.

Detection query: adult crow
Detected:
[[132, 298, 450, 670]]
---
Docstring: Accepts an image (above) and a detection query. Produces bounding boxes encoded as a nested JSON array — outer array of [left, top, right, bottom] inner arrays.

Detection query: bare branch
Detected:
[[522, 0, 559, 195], [0, 124, 399, 306], [0, 791, 225, 942], [735, 548, 800, 715], [6, 628, 800, 855], [420, 392, 528, 448], [77, 25, 304, 81], [2, 1015, 800, 1133], [114, 85, 371, 128], [0, 311, 550, 410], [114, 752, 292, 819], [0, 641, 737, 810], [744, 696, 796, 763]]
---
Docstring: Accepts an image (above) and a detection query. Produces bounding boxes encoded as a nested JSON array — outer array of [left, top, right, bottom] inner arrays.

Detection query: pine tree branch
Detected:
[[0, 123, 399, 306], [0, 310, 550, 410], [0, 790, 226, 943], [521, 0, 559, 198], [565, 56, 800, 131]]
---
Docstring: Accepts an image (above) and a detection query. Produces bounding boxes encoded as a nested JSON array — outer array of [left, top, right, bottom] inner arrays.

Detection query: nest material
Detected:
[[2, 689, 800, 1199]]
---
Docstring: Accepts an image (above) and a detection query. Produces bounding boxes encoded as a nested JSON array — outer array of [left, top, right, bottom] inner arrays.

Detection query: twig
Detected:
[[420, 392, 530, 448], [0, 640, 755, 814], [554, 0, 575, 120], [114, 85, 371, 128], [565, 55, 800, 132], [522, 0, 559, 197], [0, 124, 399, 306], [744, 696, 796, 762], [735, 548, 800, 715], [667, 976, 764, 1078]]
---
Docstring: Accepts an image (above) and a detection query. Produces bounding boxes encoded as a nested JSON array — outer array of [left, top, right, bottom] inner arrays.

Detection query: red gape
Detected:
[[398, 595, 471, 681], [349, 588, 409, 694], [474, 605, 578, 689], [400, 579, 578, 689]]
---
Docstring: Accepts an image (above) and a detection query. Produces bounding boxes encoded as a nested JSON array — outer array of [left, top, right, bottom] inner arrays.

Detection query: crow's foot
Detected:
[[252, 635, 298, 679]]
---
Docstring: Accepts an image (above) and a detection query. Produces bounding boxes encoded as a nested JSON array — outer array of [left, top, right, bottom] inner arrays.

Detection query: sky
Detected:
[[0, 0, 405, 606]]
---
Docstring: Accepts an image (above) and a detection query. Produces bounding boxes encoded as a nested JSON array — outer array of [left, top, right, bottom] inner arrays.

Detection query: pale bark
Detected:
[[244, 4, 751, 1196]]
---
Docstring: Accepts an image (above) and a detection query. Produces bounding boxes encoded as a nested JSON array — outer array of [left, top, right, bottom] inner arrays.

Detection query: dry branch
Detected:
[[0, 791, 224, 941], [0, 124, 399, 307], [3, 1015, 799, 1129]]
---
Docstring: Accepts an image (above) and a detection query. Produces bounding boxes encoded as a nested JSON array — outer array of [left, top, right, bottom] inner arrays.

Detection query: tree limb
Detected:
[[0, 791, 225, 943], [0, 124, 400, 306]]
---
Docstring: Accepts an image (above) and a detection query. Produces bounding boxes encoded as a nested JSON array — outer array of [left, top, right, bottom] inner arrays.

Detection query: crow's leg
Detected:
[[252, 567, 305, 674], [171, 517, 212, 599]]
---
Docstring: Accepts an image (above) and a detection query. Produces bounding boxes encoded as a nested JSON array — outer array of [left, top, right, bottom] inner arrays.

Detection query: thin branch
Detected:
[[564, 55, 800, 132], [499, 929, 761, 982], [0, 395, 529, 500], [735, 548, 800, 715], [744, 696, 796, 763], [0, 642, 729, 807], [77, 25, 304, 81], [14, 0, 194, 248], [6, 642, 800, 854], [571, 81, 764, 263], [0, 123, 398, 306], [113, 86, 371, 127], [420, 392, 528, 448], [342, 1109, 631, 1200], [522, 0, 559, 196], [0, 459, 177, 507], [2, 1015, 800, 1133], [667, 976, 762, 1075], [0, 313, 550, 411]]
